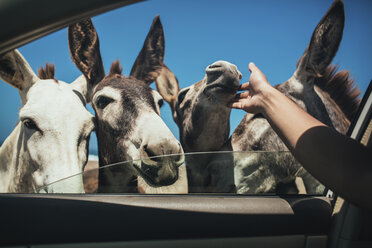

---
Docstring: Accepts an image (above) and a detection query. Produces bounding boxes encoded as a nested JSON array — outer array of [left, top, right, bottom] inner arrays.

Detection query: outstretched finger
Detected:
[[238, 82, 250, 91], [234, 91, 250, 99], [249, 62, 267, 82], [248, 62, 257, 73], [227, 101, 243, 109]]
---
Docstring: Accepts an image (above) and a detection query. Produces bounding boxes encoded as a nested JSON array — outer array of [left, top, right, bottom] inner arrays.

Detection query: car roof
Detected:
[[0, 0, 142, 55]]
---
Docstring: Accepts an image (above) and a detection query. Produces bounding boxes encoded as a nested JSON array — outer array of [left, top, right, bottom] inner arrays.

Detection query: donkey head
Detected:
[[0, 50, 96, 193], [157, 60, 242, 152], [277, 0, 357, 131], [233, 0, 356, 153], [231, 0, 360, 195], [69, 17, 184, 191]]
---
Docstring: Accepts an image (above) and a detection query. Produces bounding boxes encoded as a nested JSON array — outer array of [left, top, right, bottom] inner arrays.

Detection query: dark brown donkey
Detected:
[[68, 16, 185, 193], [153, 0, 360, 193]]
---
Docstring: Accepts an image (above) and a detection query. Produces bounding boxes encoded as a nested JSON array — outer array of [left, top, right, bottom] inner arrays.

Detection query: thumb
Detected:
[[249, 62, 266, 79], [248, 62, 256, 73]]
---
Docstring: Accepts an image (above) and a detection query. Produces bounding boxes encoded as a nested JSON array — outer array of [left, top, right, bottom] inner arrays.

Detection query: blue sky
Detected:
[[0, 0, 371, 155]]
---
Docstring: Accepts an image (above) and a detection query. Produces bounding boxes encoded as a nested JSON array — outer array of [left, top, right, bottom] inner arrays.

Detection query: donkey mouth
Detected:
[[204, 83, 238, 95], [133, 162, 179, 187]]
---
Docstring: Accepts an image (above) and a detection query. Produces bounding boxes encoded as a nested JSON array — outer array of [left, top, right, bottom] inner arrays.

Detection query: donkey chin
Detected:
[[133, 149, 185, 187]]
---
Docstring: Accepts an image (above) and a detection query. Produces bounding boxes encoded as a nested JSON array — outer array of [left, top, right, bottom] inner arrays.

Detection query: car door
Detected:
[[327, 81, 372, 248]]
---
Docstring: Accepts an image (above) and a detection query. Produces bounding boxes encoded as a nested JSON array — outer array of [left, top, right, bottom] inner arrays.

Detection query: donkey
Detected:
[[154, 0, 360, 193], [0, 50, 96, 193], [68, 17, 185, 193]]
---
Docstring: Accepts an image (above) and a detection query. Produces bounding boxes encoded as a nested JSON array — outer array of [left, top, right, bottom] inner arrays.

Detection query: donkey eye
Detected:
[[177, 89, 189, 104], [158, 99, 164, 108], [96, 96, 114, 109], [23, 119, 38, 130]]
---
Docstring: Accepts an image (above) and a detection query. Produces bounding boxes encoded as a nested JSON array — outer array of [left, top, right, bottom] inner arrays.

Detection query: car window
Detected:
[[37, 151, 323, 195], [0, 0, 371, 197]]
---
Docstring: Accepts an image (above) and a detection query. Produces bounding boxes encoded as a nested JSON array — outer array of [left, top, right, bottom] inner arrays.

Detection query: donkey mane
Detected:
[[107, 59, 148, 82], [37, 63, 57, 82], [315, 64, 361, 121], [109, 59, 123, 77]]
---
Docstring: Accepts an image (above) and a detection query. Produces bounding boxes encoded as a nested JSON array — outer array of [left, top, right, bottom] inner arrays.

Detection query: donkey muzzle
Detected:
[[204, 61, 242, 97], [137, 142, 185, 187]]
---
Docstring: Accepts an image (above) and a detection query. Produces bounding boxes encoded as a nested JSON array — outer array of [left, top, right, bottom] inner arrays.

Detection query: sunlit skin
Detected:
[[229, 62, 372, 210]]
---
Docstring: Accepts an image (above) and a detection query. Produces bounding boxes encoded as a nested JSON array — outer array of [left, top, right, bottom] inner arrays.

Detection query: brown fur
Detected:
[[68, 18, 105, 89], [296, 0, 344, 77], [109, 59, 123, 77], [130, 15, 164, 85], [0, 51, 25, 89], [315, 65, 361, 121], [37, 63, 57, 82]]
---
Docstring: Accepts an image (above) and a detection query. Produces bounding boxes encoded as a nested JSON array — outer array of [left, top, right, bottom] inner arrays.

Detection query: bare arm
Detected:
[[229, 63, 372, 210]]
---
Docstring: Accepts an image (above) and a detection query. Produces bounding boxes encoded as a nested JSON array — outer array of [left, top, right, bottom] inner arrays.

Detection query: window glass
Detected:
[[36, 151, 325, 195], [0, 1, 370, 196]]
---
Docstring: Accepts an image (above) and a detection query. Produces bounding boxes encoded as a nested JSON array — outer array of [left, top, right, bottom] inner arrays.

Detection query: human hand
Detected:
[[227, 62, 272, 114]]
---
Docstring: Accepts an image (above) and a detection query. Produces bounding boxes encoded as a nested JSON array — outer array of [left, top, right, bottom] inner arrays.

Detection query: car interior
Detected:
[[0, 0, 371, 247]]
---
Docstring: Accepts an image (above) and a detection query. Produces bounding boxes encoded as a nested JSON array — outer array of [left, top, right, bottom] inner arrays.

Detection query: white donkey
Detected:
[[0, 50, 98, 193]]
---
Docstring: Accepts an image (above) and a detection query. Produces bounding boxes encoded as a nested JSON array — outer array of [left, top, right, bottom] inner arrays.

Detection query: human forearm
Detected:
[[262, 86, 372, 208], [229, 63, 372, 208], [261, 86, 326, 150], [293, 125, 372, 209]]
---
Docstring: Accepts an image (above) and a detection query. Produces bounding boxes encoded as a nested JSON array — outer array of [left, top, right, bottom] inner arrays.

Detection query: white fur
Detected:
[[0, 50, 94, 193], [233, 153, 259, 188], [152, 90, 163, 115], [92, 84, 184, 192], [93, 86, 123, 130], [129, 109, 181, 160], [287, 76, 305, 94], [94, 86, 181, 162], [93, 86, 183, 164]]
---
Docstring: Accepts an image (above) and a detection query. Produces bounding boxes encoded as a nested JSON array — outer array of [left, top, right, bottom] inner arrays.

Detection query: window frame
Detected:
[[1, 0, 370, 246]]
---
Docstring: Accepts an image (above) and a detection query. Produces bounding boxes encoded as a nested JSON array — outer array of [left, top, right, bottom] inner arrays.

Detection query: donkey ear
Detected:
[[296, 0, 345, 78], [130, 15, 165, 85], [0, 49, 38, 90], [0, 49, 39, 103], [155, 65, 180, 111], [68, 18, 105, 102]]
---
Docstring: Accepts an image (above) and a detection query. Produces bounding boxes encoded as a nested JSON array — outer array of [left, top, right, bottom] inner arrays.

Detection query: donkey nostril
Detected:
[[144, 145, 153, 157], [143, 145, 162, 162], [206, 62, 225, 73], [174, 153, 185, 167], [208, 63, 222, 69], [142, 141, 184, 167], [172, 154, 181, 162], [238, 71, 243, 80]]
